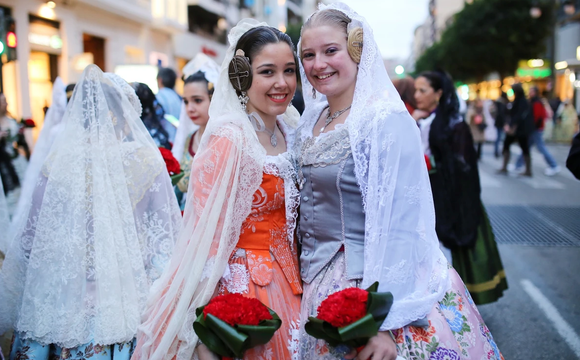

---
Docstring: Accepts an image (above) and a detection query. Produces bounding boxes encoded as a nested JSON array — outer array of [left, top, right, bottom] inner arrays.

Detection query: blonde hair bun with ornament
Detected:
[[347, 26, 363, 64]]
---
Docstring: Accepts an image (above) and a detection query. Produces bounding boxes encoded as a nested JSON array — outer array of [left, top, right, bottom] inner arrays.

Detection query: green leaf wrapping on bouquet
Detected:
[[305, 281, 394, 348], [170, 172, 185, 186], [193, 305, 281, 358]]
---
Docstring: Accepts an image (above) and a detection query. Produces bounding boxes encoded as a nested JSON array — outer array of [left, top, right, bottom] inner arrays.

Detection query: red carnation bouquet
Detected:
[[193, 293, 282, 359], [305, 282, 393, 353], [158, 147, 184, 186], [20, 118, 36, 128]]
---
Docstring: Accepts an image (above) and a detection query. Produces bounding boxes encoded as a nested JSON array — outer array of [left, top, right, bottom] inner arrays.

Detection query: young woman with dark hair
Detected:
[[132, 21, 302, 360], [414, 70, 507, 307], [172, 70, 215, 202]]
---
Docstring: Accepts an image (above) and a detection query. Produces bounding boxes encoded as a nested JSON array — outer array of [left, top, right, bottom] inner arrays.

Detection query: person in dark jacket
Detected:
[[566, 132, 580, 179], [494, 92, 509, 158], [498, 83, 534, 176], [513, 86, 560, 176]]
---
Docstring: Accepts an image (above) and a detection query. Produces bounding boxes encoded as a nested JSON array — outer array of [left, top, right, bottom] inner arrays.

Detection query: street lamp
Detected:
[[530, 6, 542, 18], [395, 65, 405, 76]]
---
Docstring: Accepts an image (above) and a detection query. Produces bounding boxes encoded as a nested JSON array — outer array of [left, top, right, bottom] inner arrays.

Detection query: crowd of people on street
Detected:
[[1, 2, 577, 359]]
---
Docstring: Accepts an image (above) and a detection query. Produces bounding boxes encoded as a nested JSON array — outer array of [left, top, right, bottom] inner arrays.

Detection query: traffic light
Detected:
[[4, 16, 16, 62]]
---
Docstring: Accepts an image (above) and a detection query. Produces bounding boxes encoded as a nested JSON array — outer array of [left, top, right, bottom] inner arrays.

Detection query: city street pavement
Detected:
[[476, 142, 580, 359]]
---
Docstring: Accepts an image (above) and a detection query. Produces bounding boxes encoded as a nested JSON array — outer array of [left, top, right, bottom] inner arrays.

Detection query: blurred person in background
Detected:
[[513, 86, 560, 176], [156, 68, 182, 119], [566, 131, 580, 179], [65, 83, 76, 103], [132, 82, 172, 150], [415, 70, 507, 305], [553, 99, 578, 143], [498, 83, 534, 176], [493, 92, 509, 158], [0, 93, 27, 219], [540, 90, 555, 141], [466, 97, 486, 160], [156, 67, 181, 142], [393, 76, 417, 115], [171, 53, 220, 210]]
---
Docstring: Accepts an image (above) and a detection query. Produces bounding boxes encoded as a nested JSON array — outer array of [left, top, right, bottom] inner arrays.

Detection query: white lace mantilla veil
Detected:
[[6, 77, 68, 254], [133, 18, 300, 360], [172, 53, 221, 162], [0, 65, 182, 348], [296, 2, 450, 330]]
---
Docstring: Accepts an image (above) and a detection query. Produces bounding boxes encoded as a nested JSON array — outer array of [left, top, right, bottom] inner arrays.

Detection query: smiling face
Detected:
[[183, 81, 210, 127], [414, 76, 442, 113], [300, 25, 358, 100], [245, 42, 297, 121]]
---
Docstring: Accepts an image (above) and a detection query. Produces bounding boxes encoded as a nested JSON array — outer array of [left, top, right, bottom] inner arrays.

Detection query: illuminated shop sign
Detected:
[[28, 33, 63, 49]]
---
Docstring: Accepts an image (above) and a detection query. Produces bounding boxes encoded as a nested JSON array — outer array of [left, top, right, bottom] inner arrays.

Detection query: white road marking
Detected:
[[518, 176, 566, 189], [521, 279, 580, 357]]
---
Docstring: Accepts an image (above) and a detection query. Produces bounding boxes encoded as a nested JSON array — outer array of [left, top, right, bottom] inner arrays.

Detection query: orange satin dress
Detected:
[[217, 172, 303, 360]]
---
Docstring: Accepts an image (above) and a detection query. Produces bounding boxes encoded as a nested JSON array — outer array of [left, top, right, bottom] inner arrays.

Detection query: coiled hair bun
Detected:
[[347, 27, 363, 64], [228, 49, 253, 93]]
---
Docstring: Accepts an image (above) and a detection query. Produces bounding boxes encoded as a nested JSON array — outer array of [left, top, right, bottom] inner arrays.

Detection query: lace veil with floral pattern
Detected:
[[7, 77, 68, 254], [0, 65, 182, 347]]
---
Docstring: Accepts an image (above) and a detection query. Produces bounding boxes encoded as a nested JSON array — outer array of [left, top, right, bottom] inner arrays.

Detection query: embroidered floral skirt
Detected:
[[9, 332, 135, 360], [218, 250, 301, 360], [299, 252, 503, 360]]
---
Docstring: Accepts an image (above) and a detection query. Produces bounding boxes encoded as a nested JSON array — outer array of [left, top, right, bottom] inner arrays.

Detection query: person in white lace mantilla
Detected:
[[132, 21, 303, 360], [295, 3, 503, 360], [0, 65, 182, 360]]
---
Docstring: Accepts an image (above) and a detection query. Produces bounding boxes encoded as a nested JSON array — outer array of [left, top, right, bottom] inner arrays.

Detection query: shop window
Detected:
[[28, 51, 56, 140], [83, 33, 106, 71]]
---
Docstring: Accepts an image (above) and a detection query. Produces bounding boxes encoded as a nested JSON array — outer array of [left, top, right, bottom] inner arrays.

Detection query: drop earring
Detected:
[[312, 87, 317, 99], [239, 91, 249, 112]]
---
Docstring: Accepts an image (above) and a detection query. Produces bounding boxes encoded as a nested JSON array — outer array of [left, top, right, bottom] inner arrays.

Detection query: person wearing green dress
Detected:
[[415, 70, 508, 305]]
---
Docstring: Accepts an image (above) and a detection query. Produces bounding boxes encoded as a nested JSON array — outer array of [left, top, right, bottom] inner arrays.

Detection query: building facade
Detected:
[[1, 0, 188, 133], [1, 0, 322, 137]]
